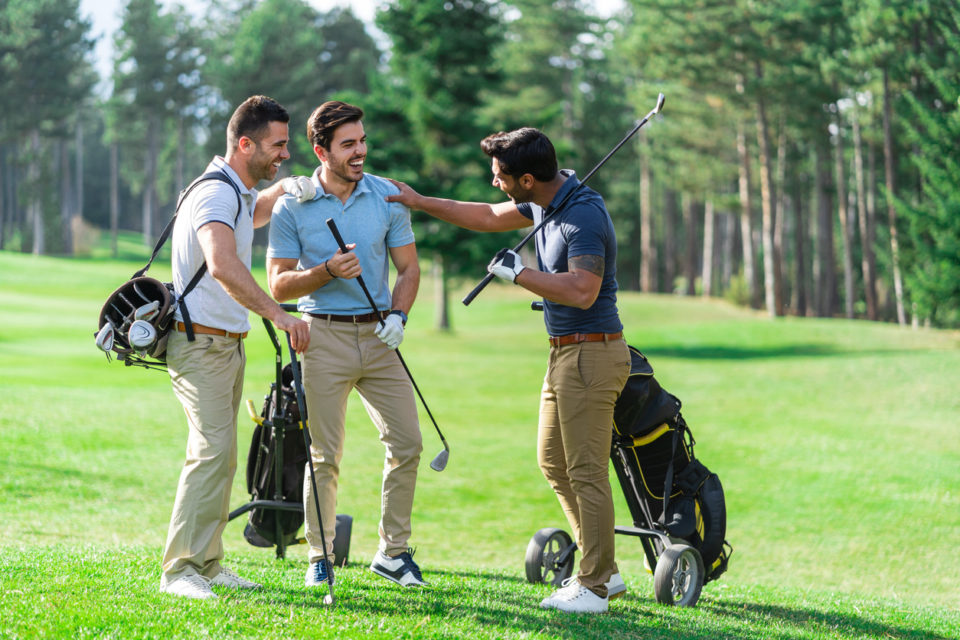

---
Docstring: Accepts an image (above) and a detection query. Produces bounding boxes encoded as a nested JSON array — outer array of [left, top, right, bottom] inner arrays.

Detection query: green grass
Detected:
[[1, 248, 958, 639]]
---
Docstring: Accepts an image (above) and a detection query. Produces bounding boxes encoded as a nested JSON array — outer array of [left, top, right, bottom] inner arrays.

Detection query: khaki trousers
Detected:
[[537, 338, 630, 597], [301, 316, 422, 564], [161, 330, 245, 584]]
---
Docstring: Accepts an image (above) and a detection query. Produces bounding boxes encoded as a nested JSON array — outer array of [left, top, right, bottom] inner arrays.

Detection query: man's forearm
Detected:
[[390, 265, 420, 314]]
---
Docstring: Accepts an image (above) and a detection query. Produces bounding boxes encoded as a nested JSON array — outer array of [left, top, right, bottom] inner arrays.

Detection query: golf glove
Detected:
[[488, 248, 526, 283], [376, 313, 405, 350], [281, 176, 316, 203]]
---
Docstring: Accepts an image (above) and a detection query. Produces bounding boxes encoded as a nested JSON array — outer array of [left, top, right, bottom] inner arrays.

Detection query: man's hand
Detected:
[[281, 176, 316, 203], [487, 248, 526, 283], [274, 312, 310, 353], [326, 244, 361, 280], [384, 178, 421, 208], [375, 313, 404, 349]]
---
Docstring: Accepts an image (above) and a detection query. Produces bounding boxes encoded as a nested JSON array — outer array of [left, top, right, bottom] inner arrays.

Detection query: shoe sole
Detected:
[[607, 587, 626, 600], [370, 565, 426, 587]]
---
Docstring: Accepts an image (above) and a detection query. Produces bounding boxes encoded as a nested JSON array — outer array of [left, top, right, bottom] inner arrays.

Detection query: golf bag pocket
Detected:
[[625, 423, 691, 523]]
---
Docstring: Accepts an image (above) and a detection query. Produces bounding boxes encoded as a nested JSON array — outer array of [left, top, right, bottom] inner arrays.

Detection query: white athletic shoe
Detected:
[[210, 567, 261, 589], [160, 574, 217, 600], [540, 578, 608, 613], [605, 572, 626, 599]]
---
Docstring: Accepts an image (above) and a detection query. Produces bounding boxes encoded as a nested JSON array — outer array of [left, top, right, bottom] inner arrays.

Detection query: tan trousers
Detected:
[[538, 338, 630, 597], [161, 330, 245, 584], [301, 316, 422, 564]]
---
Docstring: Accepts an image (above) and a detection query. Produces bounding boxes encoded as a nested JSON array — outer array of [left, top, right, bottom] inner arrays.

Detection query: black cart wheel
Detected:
[[653, 543, 704, 606], [525, 527, 575, 586], [333, 514, 352, 567]]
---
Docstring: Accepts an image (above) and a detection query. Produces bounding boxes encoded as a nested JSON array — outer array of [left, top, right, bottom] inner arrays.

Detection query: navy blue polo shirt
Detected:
[[517, 170, 623, 336]]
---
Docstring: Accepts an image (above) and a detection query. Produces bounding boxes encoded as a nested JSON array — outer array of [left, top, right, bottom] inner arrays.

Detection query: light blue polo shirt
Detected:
[[267, 171, 415, 314]]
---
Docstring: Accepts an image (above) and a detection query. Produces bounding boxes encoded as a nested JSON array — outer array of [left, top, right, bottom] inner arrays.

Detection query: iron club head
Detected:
[[654, 92, 665, 114], [429, 447, 449, 472]]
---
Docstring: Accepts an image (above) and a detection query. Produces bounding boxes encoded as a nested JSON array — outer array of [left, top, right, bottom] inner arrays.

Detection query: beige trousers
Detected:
[[301, 316, 422, 564], [161, 330, 245, 584], [537, 338, 631, 597]]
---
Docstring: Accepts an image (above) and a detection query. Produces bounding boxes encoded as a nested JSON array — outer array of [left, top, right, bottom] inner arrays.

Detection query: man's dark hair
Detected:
[[226, 95, 289, 150], [307, 101, 364, 150], [480, 127, 558, 182]]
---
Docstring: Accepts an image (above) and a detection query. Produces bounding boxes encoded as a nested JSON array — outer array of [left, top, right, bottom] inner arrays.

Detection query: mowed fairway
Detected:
[[1, 249, 958, 639]]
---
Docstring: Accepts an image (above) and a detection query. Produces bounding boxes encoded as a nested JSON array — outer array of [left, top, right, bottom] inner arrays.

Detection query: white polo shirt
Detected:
[[171, 157, 257, 333]]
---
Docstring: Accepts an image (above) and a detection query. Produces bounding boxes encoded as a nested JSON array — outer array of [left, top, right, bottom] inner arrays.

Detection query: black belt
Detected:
[[548, 331, 623, 347]]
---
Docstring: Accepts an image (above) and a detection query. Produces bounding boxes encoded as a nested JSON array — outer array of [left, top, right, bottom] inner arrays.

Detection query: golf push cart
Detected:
[[228, 305, 352, 564], [523, 344, 732, 607]]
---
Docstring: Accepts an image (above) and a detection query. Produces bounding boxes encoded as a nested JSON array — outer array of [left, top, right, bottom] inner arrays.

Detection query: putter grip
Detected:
[[326, 218, 348, 251], [462, 272, 495, 306]]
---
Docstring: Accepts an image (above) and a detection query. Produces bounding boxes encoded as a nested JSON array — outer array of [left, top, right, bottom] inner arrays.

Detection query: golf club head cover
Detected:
[[375, 313, 404, 350], [487, 248, 525, 283], [281, 176, 316, 203]]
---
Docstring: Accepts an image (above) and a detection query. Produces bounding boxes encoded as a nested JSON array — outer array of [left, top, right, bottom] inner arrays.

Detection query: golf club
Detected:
[[462, 92, 666, 306], [285, 334, 336, 606], [325, 217, 451, 472]]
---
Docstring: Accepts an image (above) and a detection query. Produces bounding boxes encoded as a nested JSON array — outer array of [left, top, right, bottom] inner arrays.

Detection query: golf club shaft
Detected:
[[462, 93, 665, 306], [325, 218, 450, 448], [286, 335, 336, 601]]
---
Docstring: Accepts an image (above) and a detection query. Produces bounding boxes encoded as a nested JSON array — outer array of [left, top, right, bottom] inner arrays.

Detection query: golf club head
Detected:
[[95, 321, 115, 352], [134, 300, 160, 322], [654, 93, 665, 114], [429, 448, 449, 472], [322, 593, 335, 606], [128, 319, 157, 350]]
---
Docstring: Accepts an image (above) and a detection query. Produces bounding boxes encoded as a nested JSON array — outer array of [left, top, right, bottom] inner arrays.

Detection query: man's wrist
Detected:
[[389, 309, 408, 325]]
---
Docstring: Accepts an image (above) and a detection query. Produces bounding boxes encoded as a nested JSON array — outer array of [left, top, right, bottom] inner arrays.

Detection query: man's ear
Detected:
[[519, 173, 536, 190], [237, 135, 256, 156], [314, 144, 327, 163]]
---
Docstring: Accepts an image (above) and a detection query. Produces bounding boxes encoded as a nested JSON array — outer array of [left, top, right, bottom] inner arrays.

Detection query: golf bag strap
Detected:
[[661, 424, 681, 517], [132, 171, 241, 279]]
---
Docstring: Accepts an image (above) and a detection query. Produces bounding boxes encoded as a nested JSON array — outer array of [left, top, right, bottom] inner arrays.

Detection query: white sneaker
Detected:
[[160, 574, 217, 600], [210, 567, 261, 589], [540, 578, 608, 613], [605, 572, 626, 599]]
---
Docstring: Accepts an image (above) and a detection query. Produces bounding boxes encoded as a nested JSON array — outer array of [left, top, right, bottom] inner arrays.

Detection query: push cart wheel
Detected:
[[333, 514, 352, 567], [525, 527, 575, 586], [653, 543, 704, 607]]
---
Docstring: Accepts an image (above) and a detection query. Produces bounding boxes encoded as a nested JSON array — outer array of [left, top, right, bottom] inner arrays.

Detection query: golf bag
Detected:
[[242, 363, 308, 549], [612, 346, 731, 582], [93, 171, 240, 370]]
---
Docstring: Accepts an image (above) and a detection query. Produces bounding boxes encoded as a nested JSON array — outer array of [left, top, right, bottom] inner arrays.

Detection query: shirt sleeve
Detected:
[[266, 202, 302, 260], [191, 182, 241, 231], [563, 203, 607, 259], [517, 202, 534, 221], [385, 200, 416, 248]]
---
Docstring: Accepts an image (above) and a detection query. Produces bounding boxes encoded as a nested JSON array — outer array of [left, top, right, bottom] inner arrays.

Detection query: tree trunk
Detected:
[[775, 117, 787, 312], [640, 150, 655, 293], [702, 200, 715, 297], [143, 119, 159, 245], [834, 108, 855, 319], [60, 138, 74, 255], [0, 145, 5, 251], [852, 108, 877, 320], [736, 122, 758, 307], [721, 207, 735, 292], [813, 142, 836, 316], [29, 130, 44, 255], [883, 68, 907, 325], [433, 252, 450, 331], [663, 189, 678, 293], [754, 69, 782, 317], [683, 194, 697, 296], [110, 143, 120, 258], [792, 173, 807, 316], [75, 120, 84, 223]]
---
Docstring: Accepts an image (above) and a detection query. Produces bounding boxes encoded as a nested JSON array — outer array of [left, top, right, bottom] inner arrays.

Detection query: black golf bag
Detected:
[[241, 363, 309, 551], [611, 346, 731, 582]]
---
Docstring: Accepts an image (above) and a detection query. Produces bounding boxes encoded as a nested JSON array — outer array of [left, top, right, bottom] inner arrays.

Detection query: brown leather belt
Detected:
[[307, 311, 388, 324], [548, 331, 623, 347], [175, 321, 248, 339]]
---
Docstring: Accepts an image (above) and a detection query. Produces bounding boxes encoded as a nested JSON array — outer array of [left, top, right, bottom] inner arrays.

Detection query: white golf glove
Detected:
[[376, 313, 405, 350], [487, 248, 526, 283], [281, 176, 316, 203]]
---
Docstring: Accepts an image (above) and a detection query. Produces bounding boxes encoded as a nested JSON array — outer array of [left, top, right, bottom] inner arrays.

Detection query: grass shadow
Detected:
[[641, 343, 926, 360]]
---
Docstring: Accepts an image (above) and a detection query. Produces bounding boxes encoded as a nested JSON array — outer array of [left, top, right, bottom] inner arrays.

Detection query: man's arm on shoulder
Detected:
[[388, 242, 420, 314], [197, 222, 309, 350], [253, 181, 285, 228], [385, 179, 529, 232]]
